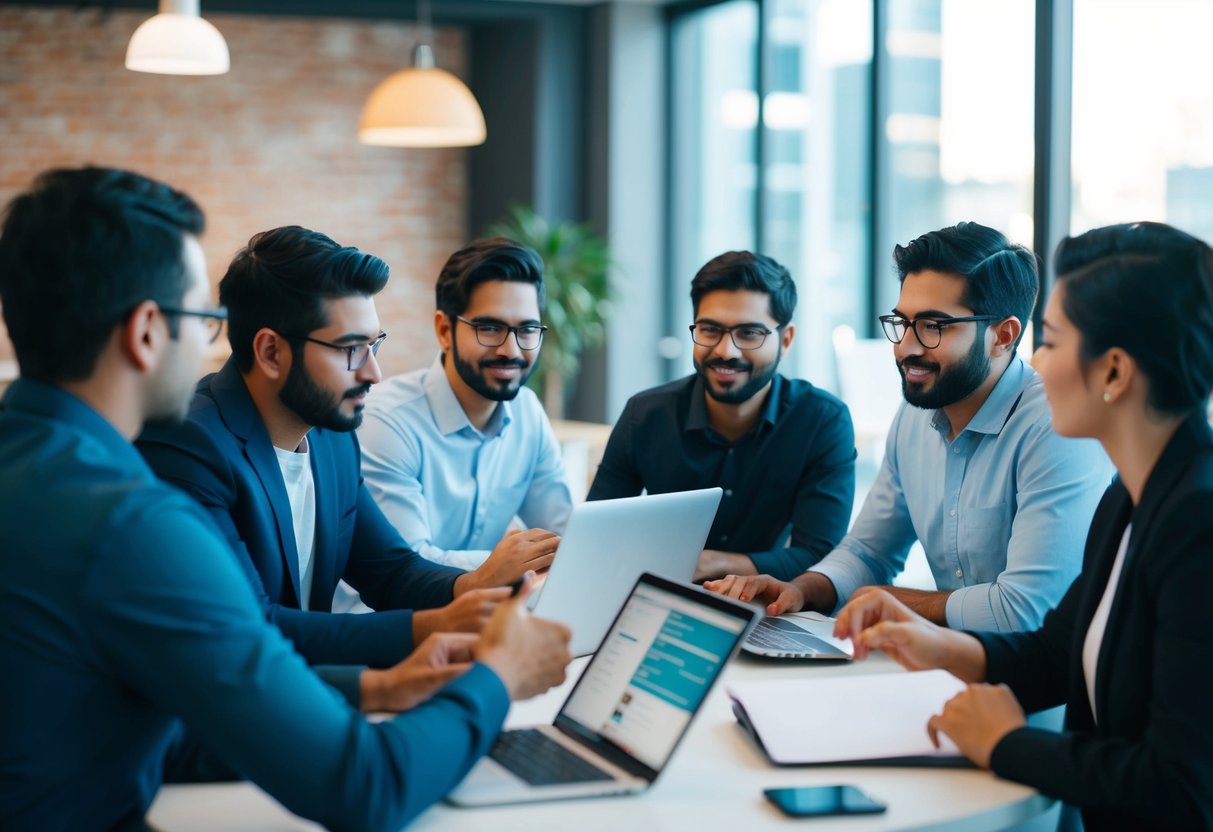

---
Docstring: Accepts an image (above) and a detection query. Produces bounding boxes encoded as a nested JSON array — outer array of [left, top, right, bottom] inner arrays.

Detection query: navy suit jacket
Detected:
[[138, 361, 463, 675], [978, 414, 1213, 830]]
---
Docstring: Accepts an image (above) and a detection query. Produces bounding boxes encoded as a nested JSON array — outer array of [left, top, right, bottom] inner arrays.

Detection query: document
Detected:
[[727, 668, 969, 766]]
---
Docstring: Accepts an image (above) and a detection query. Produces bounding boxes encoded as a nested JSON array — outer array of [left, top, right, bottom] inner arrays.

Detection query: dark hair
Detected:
[[0, 166, 204, 384], [690, 251, 797, 326], [219, 226, 389, 372], [1054, 222, 1213, 416], [435, 237, 545, 320], [894, 222, 1038, 348]]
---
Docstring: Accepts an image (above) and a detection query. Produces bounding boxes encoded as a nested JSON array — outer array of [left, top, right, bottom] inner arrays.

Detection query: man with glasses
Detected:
[[708, 223, 1112, 632], [0, 170, 571, 830], [355, 238, 571, 584], [139, 226, 550, 701], [588, 250, 857, 582]]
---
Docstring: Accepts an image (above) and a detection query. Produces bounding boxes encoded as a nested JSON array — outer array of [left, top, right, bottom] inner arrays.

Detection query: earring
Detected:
[[1103, 391, 1112, 404]]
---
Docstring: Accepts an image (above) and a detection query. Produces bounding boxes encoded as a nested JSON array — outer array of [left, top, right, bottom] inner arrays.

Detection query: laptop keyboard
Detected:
[[746, 618, 836, 654], [489, 729, 615, 786]]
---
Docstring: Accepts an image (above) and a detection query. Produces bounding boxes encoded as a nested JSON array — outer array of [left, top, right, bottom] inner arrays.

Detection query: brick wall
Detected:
[[0, 6, 472, 377]]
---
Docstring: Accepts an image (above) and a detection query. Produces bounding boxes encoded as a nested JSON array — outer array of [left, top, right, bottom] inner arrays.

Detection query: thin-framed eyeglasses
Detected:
[[160, 305, 227, 345], [455, 316, 548, 350], [290, 332, 387, 371], [878, 314, 1001, 350], [688, 322, 777, 350]]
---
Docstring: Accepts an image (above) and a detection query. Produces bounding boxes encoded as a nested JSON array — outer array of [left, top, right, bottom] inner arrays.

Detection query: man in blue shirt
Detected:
[[139, 227, 557, 691], [357, 237, 572, 572], [708, 223, 1112, 632], [0, 167, 571, 830], [588, 251, 857, 582]]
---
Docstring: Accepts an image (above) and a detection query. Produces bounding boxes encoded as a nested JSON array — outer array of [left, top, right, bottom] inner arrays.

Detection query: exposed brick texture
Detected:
[[0, 6, 471, 376]]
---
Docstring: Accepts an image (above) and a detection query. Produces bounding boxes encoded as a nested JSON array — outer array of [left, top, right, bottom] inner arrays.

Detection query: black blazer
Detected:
[[977, 414, 1213, 830], [138, 360, 463, 675]]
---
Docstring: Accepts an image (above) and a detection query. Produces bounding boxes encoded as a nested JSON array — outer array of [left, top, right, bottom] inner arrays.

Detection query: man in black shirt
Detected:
[[587, 251, 856, 582]]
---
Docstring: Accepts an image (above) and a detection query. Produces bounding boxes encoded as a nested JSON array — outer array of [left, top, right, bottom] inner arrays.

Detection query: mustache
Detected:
[[704, 358, 753, 372], [479, 358, 529, 370], [344, 384, 372, 400]]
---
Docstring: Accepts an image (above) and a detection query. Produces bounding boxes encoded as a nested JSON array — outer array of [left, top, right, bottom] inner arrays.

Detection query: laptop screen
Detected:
[[555, 577, 752, 774]]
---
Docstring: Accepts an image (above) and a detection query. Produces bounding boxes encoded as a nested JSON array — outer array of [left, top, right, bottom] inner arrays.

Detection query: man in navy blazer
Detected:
[[139, 226, 553, 699]]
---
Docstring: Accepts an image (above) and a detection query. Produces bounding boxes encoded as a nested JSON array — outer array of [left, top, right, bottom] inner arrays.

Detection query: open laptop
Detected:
[[447, 572, 758, 807], [529, 488, 722, 656], [742, 611, 854, 660]]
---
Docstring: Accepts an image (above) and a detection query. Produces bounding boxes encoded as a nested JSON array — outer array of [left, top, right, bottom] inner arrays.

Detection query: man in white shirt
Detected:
[[358, 238, 572, 573]]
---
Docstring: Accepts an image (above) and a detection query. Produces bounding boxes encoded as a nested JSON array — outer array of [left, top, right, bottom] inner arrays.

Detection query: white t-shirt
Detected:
[[274, 439, 317, 612], [1082, 523, 1132, 722]]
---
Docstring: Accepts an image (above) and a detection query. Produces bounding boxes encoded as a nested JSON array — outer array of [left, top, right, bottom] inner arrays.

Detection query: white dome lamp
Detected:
[[125, 0, 230, 76], [358, 0, 486, 148]]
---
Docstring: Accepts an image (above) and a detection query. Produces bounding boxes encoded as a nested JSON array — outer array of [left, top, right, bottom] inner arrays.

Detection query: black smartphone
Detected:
[[764, 785, 887, 818]]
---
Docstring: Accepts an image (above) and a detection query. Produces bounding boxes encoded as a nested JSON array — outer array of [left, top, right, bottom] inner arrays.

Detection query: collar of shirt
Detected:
[[422, 354, 511, 439], [929, 355, 1031, 440], [684, 372, 784, 438], [2, 377, 150, 473]]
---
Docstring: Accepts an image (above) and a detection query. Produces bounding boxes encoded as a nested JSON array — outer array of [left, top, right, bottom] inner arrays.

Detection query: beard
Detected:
[[450, 336, 537, 402], [899, 331, 990, 410], [279, 359, 369, 432], [695, 344, 782, 405]]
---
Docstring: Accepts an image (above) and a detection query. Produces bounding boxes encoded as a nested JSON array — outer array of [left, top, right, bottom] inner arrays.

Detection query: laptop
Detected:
[[529, 488, 722, 656], [742, 611, 854, 660], [447, 572, 759, 807]]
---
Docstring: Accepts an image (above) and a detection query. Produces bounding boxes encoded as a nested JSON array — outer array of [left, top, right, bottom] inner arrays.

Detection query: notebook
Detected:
[[528, 488, 723, 656], [742, 611, 854, 660], [447, 572, 759, 807]]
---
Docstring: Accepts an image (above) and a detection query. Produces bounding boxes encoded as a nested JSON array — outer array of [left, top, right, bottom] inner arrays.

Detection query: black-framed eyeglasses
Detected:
[[878, 314, 1001, 350], [289, 332, 387, 371], [160, 305, 227, 345], [455, 316, 548, 351], [689, 322, 777, 351]]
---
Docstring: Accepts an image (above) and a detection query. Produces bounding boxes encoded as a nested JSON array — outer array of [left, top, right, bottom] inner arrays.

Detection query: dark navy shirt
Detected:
[[587, 374, 856, 580], [0, 379, 507, 831]]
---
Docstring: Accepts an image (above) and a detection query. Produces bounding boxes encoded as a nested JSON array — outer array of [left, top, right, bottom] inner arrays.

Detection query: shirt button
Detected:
[[949, 509, 956, 517], [728, 449, 734, 455], [721, 535, 729, 543], [724, 489, 734, 497], [955, 569, 964, 578], [953, 447, 961, 454]]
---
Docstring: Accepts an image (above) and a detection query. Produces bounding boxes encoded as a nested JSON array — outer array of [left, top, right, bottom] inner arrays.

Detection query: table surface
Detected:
[[148, 650, 1052, 831]]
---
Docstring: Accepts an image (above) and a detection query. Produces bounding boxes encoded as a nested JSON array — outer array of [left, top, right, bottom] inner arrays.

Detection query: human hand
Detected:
[[693, 549, 757, 583], [834, 587, 929, 660], [926, 683, 1025, 768], [474, 571, 572, 701], [703, 573, 806, 616], [413, 586, 511, 645], [361, 632, 477, 713], [461, 529, 560, 592]]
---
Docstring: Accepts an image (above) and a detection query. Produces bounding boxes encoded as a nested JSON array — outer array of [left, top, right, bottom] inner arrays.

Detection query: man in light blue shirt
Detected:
[[709, 222, 1111, 632], [359, 238, 572, 571]]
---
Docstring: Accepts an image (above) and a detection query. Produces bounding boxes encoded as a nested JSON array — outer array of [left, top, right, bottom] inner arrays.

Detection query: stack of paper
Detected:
[[727, 669, 969, 766]]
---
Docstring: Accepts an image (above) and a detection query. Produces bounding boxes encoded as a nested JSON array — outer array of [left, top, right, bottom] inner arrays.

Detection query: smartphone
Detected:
[[764, 785, 887, 818]]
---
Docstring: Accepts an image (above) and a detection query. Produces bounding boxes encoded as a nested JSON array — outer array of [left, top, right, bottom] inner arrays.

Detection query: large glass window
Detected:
[[1071, 0, 1213, 242]]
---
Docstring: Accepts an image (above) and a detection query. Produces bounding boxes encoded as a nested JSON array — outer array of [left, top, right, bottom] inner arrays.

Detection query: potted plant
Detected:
[[486, 205, 614, 418]]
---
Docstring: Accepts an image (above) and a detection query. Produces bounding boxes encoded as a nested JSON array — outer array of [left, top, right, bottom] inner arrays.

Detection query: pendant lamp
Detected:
[[125, 0, 230, 76], [357, 0, 486, 148]]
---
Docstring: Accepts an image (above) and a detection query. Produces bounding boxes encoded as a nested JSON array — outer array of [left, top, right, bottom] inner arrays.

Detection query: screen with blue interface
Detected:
[[559, 583, 746, 770]]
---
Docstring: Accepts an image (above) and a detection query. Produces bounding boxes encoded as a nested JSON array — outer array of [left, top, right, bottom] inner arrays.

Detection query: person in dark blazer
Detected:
[[832, 221, 1213, 830], [139, 226, 552, 703]]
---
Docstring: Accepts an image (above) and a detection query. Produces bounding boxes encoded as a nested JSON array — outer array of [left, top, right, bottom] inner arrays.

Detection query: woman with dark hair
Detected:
[[832, 222, 1213, 830]]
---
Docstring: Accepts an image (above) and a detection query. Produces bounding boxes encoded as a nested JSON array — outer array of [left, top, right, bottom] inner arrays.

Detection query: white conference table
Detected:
[[148, 649, 1052, 832]]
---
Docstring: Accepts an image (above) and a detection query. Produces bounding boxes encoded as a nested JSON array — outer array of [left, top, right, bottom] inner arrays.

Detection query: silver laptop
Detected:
[[447, 572, 758, 807], [742, 611, 854, 660], [529, 488, 722, 656]]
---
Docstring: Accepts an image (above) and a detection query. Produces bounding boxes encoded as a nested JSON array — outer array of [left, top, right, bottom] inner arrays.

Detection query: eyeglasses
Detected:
[[689, 322, 776, 351], [455, 316, 548, 351], [160, 305, 227, 345], [878, 314, 1001, 350], [291, 332, 387, 371]]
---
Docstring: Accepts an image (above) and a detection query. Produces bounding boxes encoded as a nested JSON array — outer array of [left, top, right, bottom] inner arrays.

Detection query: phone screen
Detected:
[[764, 785, 887, 817]]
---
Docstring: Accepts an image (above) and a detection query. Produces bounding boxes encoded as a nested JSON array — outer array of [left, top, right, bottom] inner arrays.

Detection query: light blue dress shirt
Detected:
[[358, 356, 574, 570], [810, 356, 1113, 632]]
